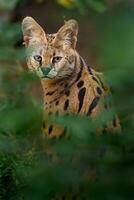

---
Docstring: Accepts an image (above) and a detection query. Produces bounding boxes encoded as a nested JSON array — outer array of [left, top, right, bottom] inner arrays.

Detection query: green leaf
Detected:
[[0, 0, 20, 11]]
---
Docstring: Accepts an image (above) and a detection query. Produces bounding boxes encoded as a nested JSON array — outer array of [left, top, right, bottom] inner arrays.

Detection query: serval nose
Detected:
[[40, 65, 51, 76]]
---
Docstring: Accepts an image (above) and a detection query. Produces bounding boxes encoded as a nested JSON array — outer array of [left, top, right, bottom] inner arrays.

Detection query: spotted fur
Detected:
[[22, 17, 121, 138]]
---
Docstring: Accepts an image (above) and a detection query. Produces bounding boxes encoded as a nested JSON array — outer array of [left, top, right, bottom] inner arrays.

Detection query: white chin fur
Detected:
[[47, 68, 58, 78], [35, 68, 57, 79]]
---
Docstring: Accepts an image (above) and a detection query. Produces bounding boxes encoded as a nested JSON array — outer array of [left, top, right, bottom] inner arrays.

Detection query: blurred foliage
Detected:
[[0, 22, 24, 62], [0, 0, 134, 200], [57, 0, 107, 13], [0, 0, 22, 11], [57, 0, 75, 8], [0, 0, 108, 13]]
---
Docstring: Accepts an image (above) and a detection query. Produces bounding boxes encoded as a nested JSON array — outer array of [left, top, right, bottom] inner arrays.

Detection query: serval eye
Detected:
[[34, 55, 42, 62], [52, 56, 62, 64]]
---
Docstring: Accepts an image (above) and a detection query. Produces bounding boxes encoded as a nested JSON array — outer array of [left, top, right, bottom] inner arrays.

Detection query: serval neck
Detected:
[[40, 52, 86, 100]]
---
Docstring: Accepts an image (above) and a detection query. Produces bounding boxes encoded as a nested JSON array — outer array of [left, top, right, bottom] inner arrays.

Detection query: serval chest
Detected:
[[41, 63, 119, 137]]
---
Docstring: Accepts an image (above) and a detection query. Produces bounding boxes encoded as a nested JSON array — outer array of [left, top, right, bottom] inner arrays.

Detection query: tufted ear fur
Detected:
[[22, 16, 47, 47], [53, 19, 78, 49]]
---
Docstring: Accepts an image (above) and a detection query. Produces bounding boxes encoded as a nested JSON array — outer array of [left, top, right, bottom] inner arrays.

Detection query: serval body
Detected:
[[22, 17, 120, 138]]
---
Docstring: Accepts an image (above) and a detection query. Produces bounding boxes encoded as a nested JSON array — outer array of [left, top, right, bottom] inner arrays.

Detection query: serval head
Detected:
[[22, 17, 79, 80]]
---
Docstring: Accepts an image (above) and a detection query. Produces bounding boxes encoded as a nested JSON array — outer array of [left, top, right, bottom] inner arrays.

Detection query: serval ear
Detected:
[[22, 16, 47, 47], [53, 19, 78, 49]]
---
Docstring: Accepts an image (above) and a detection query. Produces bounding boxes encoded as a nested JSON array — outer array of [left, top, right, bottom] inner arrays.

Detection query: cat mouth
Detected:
[[41, 75, 52, 80]]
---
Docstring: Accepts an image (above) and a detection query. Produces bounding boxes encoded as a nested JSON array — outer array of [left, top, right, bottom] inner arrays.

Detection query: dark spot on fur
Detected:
[[55, 101, 59, 105], [92, 75, 106, 91], [46, 91, 55, 96], [96, 87, 102, 95], [48, 125, 53, 134], [87, 96, 100, 115], [77, 80, 84, 88], [92, 76, 100, 84], [64, 83, 68, 88], [64, 99, 69, 111], [78, 87, 86, 113], [65, 90, 70, 96], [97, 78, 106, 91]]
